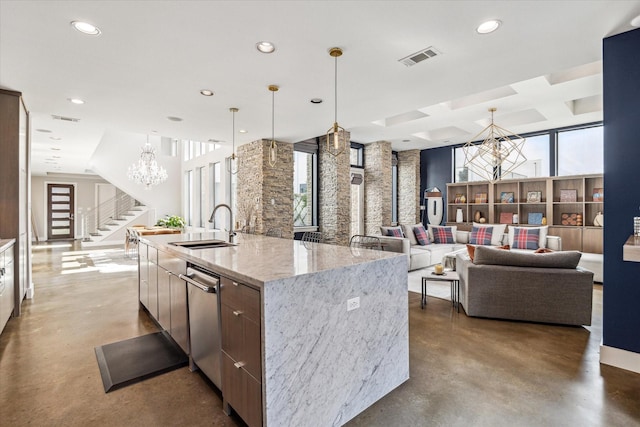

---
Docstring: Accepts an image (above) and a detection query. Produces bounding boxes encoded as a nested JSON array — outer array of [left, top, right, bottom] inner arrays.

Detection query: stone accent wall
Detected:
[[319, 131, 351, 246], [397, 150, 421, 225], [237, 139, 294, 239], [364, 141, 392, 234]]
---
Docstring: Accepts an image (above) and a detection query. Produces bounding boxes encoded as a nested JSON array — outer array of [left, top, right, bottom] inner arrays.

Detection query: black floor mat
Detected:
[[95, 331, 188, 392]]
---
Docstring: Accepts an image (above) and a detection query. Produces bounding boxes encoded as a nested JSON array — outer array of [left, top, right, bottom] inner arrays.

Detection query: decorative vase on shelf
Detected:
[[542, 216, 547, 225], [460, 194, 466, 203], [474, 210, 482, 222], [456, 208, 464, 223], [594, 212, 603, 227]]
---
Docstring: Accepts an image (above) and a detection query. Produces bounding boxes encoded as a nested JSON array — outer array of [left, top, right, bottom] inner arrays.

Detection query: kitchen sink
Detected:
[[170, 239, 235, 249]]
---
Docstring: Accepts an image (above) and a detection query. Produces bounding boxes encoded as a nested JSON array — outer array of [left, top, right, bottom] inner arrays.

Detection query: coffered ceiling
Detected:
[[1, 1, 639, 176]]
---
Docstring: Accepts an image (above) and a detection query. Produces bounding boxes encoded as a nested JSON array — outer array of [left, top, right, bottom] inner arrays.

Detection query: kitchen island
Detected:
[[139, 231, 409, 427]]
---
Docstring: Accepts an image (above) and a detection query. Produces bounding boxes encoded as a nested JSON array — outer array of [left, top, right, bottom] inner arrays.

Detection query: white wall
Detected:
[[89, 130, 181, 218]]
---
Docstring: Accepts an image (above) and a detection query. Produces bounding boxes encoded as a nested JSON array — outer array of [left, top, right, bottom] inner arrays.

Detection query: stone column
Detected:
[[397, 150, 421, 225], [364, 141, 392, 235], [318, 131, 351, 246], [237, 139, 294, 239]]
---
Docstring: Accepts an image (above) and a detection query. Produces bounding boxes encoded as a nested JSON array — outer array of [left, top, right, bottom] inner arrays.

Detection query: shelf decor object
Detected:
[[561, 213, 579, 226], [325, 47, 346, 156], [560, 189, 577, 202], [499, 212, 513, 224], [226, 107, 239, 175], [592, 188, 604, 202], [527, 191, 542, 203], [127, 135, 168, 189], [528, 212, 543, 225], [462, 107, 527, 183], [268, 85, 279, 167], [500, 192, 514, 203]]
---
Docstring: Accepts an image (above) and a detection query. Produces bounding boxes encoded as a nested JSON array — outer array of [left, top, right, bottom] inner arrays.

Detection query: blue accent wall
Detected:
[[420, 147, 451, 225], [603, 28, 640, 354]]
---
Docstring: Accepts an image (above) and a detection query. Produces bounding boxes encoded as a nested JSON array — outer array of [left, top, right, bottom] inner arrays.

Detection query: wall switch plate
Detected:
[[347, 297, 360, 311]]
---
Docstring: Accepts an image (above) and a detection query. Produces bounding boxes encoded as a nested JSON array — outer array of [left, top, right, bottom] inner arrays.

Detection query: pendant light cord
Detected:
[[334, 53, 338, 124], [272, 89, 275, 141]]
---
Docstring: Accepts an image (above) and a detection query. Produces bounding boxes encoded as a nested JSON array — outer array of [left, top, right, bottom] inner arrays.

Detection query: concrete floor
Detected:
[[1, 242, 639, 426]]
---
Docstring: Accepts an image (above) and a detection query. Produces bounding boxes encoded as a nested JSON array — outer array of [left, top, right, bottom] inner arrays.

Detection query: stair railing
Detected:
[[82, 191, 143, 240]]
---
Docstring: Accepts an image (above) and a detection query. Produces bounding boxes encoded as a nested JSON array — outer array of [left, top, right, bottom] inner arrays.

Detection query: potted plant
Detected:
[[156, 215, 186, 230]]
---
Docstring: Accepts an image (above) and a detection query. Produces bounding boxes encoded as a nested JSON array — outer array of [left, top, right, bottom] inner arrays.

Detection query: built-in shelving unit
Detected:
[[446, 174, 603, 253]]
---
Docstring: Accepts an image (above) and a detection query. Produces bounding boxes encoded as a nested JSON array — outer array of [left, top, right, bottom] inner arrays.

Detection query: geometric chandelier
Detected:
[[127, 135, 168, 189], [462, 107, 526, 183]]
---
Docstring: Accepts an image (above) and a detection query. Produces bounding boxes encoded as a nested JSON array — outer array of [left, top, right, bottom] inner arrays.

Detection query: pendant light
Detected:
[[326, 47, 346, 156], [226, 107, 239, 175], [268, 85, 279, 167]]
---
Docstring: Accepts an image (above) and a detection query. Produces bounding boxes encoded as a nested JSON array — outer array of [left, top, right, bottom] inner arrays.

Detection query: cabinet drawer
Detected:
[[148, 246, 158, 264], [220, 277, 260, 322], [222, 353, 263, 427]]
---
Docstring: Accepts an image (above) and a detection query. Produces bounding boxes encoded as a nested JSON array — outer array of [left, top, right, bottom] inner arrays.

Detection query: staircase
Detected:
[[81, 191, 149, 246]]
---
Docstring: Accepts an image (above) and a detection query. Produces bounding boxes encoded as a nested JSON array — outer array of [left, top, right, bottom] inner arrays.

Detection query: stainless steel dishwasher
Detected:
[[180, 265, 222, 389]]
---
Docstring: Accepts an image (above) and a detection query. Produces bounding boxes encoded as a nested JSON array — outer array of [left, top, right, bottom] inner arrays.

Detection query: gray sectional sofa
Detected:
[[456, 246, 594, 326]]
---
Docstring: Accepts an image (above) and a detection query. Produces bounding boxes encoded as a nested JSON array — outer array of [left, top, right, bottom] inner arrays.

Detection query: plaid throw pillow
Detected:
[[413, 225, 430, 245], [470, 226, 493, 245], [512, 227, 540, 250], [387, 227, 404, 238], [432, 226, 455, 244]]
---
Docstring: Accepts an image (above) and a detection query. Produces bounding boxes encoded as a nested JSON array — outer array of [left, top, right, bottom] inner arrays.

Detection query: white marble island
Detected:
[[141, 232, 409, 426]]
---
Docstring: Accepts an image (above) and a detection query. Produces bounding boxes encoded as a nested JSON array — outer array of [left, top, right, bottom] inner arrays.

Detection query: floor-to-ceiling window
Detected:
[[557, 125, 603, 175], [209, 162, 221, 230]]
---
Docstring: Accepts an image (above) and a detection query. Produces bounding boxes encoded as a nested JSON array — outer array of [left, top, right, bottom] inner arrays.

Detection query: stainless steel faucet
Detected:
[[208, 203, 236, 243]]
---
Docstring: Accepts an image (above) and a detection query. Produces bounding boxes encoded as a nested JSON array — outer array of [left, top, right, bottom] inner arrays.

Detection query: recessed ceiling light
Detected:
[[256, 41, 275, 53], [239, 129, 248, 134], [51, 147, 61, 151], [310, 98, 323, 104], [167, 116, 183, 122], [50, 136, 62, 140], [68, 98, 84, 104], [476, 19, 501, 34], [36, 128, 52, 133], [71, 21, 101, 35], [200, 89, 214, 96], [632, 15, 640, 27]]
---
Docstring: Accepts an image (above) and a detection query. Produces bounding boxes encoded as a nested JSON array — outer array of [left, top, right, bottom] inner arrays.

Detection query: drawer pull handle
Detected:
[[233, 310, 244, 316], [234, 361, 245, 369]]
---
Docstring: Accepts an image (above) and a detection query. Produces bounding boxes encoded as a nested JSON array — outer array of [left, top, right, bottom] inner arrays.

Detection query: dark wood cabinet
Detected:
[[0, 89, 30, 318], [220, 276, 262, 427]]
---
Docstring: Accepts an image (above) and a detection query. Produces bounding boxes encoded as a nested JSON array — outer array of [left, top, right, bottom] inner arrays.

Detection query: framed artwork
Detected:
[[526, 191, 542, 203], [560, 189, 577, 202], [528, 212, 543, 225], [592, 188, 604, 202], [500, 192, 514, 203]]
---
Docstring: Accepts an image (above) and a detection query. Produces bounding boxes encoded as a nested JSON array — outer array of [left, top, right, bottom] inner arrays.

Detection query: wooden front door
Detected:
[[47, 184, 75, 240]]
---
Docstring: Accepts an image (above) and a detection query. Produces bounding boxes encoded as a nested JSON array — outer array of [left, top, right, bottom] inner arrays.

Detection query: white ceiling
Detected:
[[1, 1, 639, 176]]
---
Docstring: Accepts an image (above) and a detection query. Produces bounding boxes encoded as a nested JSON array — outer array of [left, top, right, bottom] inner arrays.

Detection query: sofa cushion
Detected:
[[428, 225, 457, 243], [469, 226, 493, 245], [431, 226, 455, 244], [413, 224, 430, 246], [381, 226, 404, 237], [472, 222, 506, 246], [402, 223, 423, 245], [508, 225, 548, 249], [511, 227, 540, 250], [473, 245, 582, 269]]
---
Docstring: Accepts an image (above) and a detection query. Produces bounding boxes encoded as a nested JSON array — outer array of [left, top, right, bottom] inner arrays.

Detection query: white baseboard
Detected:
[[600, 344, 640, 374]]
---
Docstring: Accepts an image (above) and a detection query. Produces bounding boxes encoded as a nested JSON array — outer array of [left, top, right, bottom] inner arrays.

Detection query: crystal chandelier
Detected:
[[326, 47, 347, 156], [462, 107, 527, 183], [127, 136, 168, 189]]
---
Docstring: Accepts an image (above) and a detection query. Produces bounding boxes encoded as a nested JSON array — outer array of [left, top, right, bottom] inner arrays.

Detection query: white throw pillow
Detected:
[[402, 223, 423, 246], [427, 225, 458, 243], [472, 222, 507, 246], [508, 225, 548, 249]]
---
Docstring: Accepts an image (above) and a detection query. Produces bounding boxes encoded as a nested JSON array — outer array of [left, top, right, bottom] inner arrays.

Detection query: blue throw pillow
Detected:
[[470, 226, 493, 245], [413, 225, 430, 245], [432, 226, 455, 244], [386, 227, 404, 238], [512, 227, 540, 250]]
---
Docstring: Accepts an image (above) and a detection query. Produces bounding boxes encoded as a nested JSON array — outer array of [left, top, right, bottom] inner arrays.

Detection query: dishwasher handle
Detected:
[[179, 272, 218, 293]]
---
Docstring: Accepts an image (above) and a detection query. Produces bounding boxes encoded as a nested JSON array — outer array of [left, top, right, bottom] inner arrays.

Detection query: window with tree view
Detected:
[[293, 150, 316, 227]]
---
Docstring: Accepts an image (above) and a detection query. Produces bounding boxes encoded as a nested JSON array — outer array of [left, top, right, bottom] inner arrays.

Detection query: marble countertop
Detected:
[[0, 239, 16, 253], [140, 232, 404, 287]]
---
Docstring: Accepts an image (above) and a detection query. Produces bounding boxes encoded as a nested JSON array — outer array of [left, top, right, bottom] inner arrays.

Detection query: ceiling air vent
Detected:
[[398, 46, 441, 67], [51, 114, 80, 122]]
